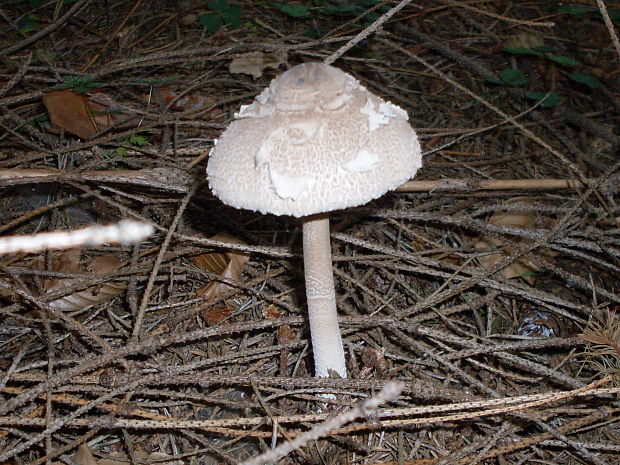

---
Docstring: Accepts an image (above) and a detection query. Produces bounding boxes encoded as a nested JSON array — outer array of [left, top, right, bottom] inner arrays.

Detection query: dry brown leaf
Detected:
[[277, 325, 295, 344], [262, 303, 282, 319], [152, 86, 224, 119], [0, 251, 125, 311], [42, 249, 81, 291], [229, 52, 287, 79], [504, 33, 544, 49], [45, 253, 127, 312], [203, 305, 235, 325], [43, 91, 99, 139], [474, 198, 555, 285], [191, 233, 250, 322], [73, 444, 124, 465], [43, 90, 140, 139]]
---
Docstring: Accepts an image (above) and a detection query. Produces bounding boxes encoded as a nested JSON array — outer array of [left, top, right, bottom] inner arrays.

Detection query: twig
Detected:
[[324, 0, 413, 65], [239, 381, 405, 465], [439, 0, 554, 27], [0, 0, 92, 57], [396, 178, 586, 192], [0, 167, 190, 193], [0, 220, 154, 254], [0, 168, 597, 194], [596, 0, 620, 61], [131, 185, 195, 338]]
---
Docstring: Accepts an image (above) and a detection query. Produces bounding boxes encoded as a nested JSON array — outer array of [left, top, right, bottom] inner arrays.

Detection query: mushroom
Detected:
[[207, 63, 422, 378]]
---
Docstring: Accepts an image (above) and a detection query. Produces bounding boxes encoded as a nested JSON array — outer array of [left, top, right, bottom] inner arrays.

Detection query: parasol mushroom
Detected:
[[207, 63, 422, 377]]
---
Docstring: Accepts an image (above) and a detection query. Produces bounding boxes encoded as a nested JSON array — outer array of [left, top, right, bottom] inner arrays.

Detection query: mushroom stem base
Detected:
[[302, 214, 347, 378]]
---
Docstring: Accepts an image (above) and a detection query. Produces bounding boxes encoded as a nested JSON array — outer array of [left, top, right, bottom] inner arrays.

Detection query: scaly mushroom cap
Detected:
[[207, 63, 422, 218]]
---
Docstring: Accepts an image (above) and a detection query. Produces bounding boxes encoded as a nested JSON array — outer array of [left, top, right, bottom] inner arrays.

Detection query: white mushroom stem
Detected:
[[302, 214, 347, 378]]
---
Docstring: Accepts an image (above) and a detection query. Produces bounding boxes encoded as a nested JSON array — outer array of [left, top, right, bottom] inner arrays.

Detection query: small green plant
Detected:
[[135, 75, 180, 86], [503, 45, 582, 67], [500, 43, 604, 101], [34, 48, 57, 62], [51, 76, 104, 92], [567, 73, 602, 90], [117, 135, 148, 156], [321, 0, 381, 16], [525, 91, 563, 108], [271, 2, 310, 18], [18, 14, 39, 35], [558, 4, 620, 23], [32, 113, 50, 130], [485, 69, 529, 86], [199, 0, 241, 33]]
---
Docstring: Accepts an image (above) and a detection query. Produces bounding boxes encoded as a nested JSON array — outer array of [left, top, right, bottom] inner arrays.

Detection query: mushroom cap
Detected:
[[207, 62, 422, 218]]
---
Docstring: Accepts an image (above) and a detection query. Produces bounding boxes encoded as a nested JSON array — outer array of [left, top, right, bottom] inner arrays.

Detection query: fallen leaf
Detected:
[[262, 303, 282, 319], [504, 33, 544, 50], [151, 87, 222, 119], [474, 198, 555, 285], [192, 233, 250, 322], [203, 305, 235, 325], [229, 52, 287, 79], [361, 346, 389, 372], [45, 252, 127, 312], [277, 325, 295, 344], [43, 90, 140, 139]]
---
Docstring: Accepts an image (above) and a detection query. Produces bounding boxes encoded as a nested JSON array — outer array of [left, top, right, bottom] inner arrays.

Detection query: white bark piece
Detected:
[[0, 220, 153, 255]]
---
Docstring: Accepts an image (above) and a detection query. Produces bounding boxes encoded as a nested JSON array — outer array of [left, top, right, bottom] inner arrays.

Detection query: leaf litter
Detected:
[[0, 1, 619, 464]]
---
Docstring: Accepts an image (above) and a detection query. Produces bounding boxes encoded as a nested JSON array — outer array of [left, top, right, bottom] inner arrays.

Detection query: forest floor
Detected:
[[0, 1, 619, 464]]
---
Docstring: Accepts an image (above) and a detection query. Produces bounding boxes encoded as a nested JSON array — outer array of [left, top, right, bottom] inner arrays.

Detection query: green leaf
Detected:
[[322, 4, 364, 16], [117, 147, 128, 156], [532, 45, 557, 53], [35, 48, 57, 62], [568, 73, 602, 89], [526, 91, 563, 108], [222, 6, 241, 29], [32, 114, 50, 130], [485, 76, 503, 85], [500, 68, 526, 83], [273, 3, 310, 18], [507, 78, 529, 86], [208, 0, 229, 11], [546, 54, 581, 66], [199, 13, 223, 33], [19, 14, 39, 35], [304, 27, 326, 38], [51, 76, 104, 92], [557, 5, 591, 17], [136, 75, 180, 85], [129, 135, 148, 146], [503, 47, 543, 56], [486, 69, 529, 86], [244, 20, 259, 31], [593, 9, 620, 22]]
